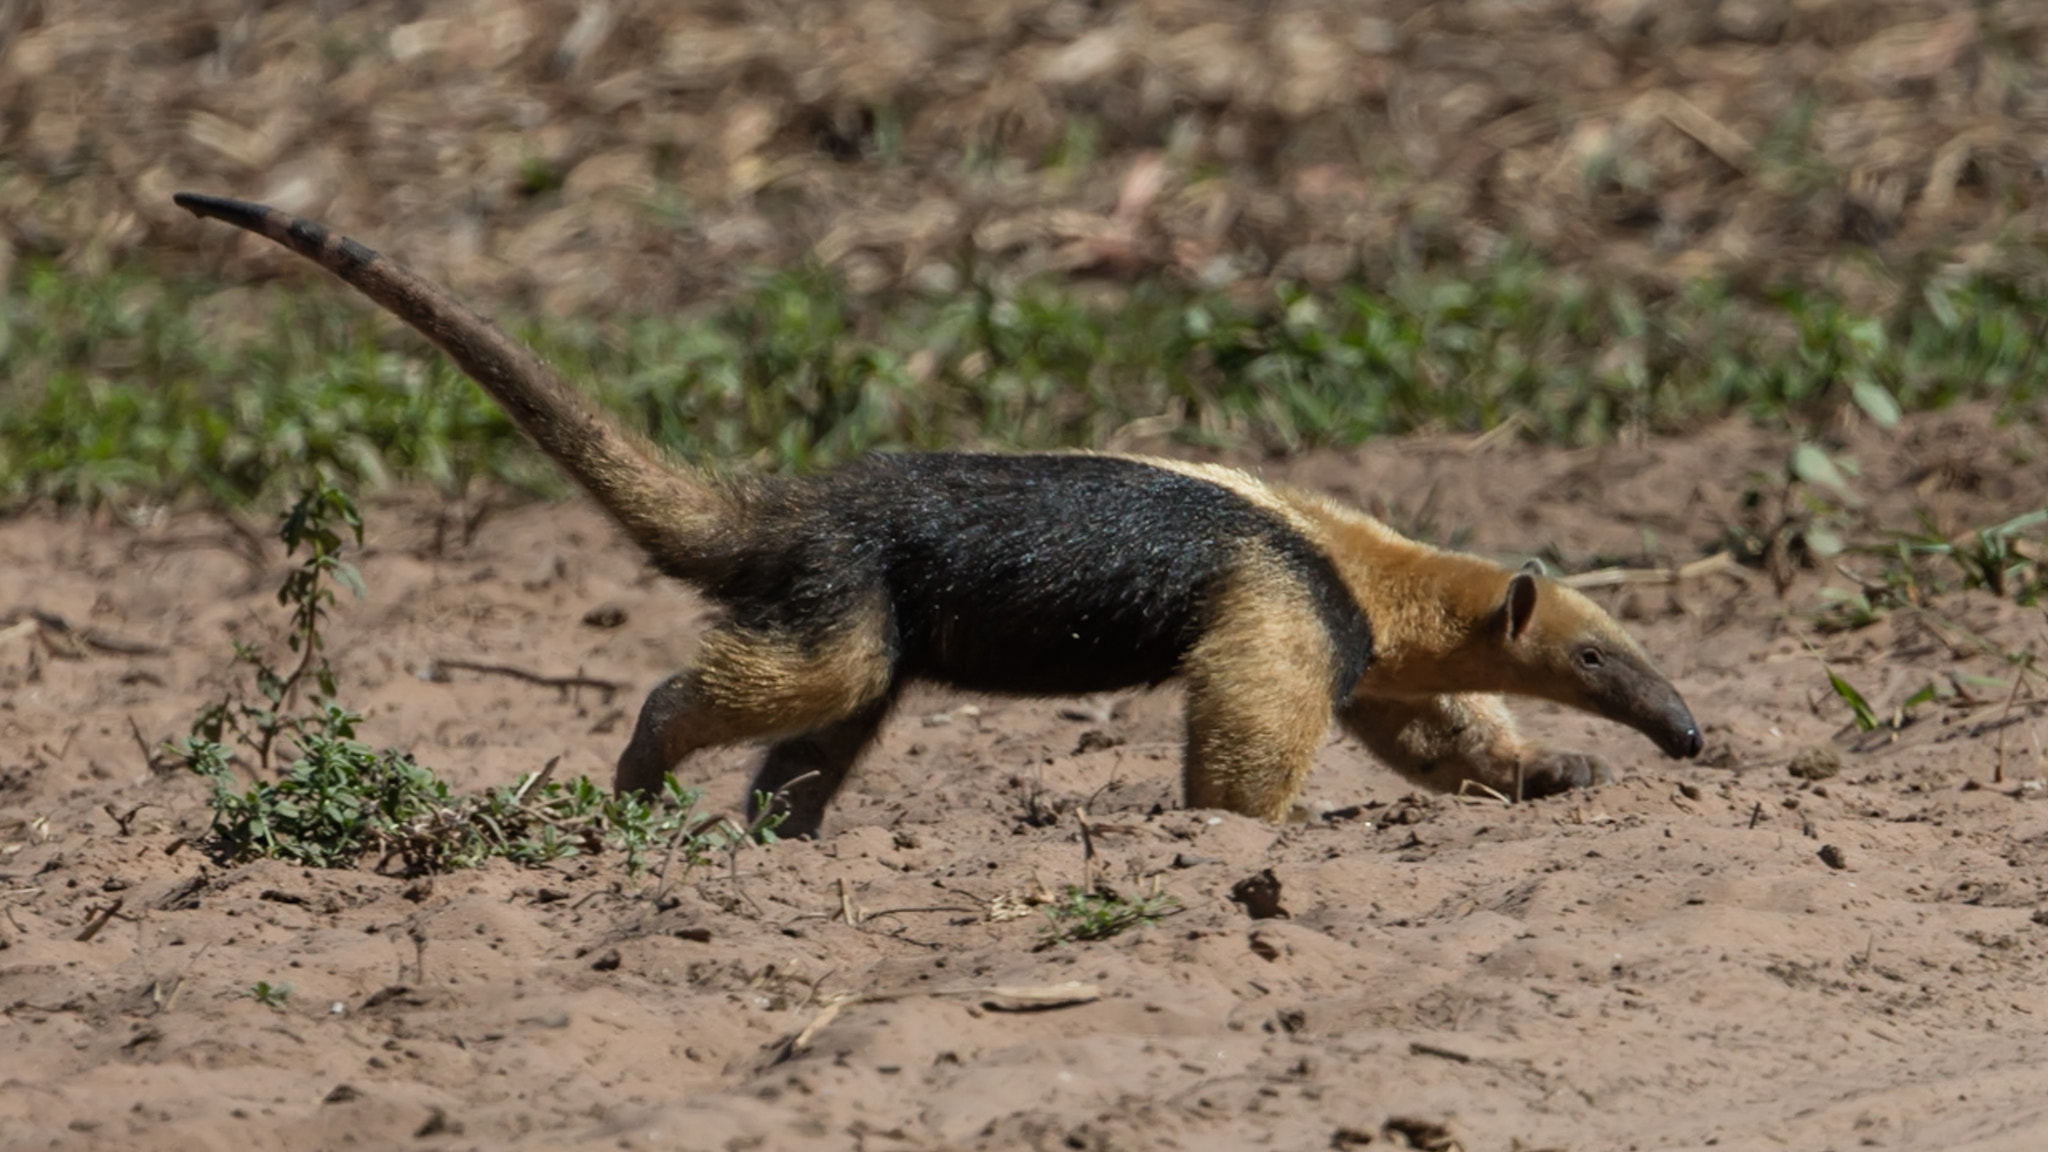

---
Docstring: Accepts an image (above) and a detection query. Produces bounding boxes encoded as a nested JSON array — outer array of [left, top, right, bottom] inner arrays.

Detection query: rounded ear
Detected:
[[1520, 558, 1547, 576], [1503, 571, 1540, 641]]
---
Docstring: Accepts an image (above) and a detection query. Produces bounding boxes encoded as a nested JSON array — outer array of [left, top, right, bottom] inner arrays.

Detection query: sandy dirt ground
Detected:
[[5, 409, 2048, 1151]]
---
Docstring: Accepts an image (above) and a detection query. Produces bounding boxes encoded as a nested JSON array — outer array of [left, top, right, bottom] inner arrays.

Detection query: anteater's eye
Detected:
[[1577, 647, 1604, 669]]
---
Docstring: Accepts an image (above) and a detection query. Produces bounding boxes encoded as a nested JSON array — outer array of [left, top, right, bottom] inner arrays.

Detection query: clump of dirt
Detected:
[[5, 408, 2048, 1149], [5, 0, 2048, 313]]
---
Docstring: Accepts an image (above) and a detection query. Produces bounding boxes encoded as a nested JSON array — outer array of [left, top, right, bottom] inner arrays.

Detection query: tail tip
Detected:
[[173, 192, 272, 230], [174, 190, 229, 215]]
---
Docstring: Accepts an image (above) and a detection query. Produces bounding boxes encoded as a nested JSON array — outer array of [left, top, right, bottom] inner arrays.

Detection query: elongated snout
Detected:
[[1597, 662, 1702, 759]]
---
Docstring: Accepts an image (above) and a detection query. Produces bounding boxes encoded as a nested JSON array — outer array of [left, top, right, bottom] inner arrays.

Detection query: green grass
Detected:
[[186, 725, 720, 875], [5, 252, 2048, 511]]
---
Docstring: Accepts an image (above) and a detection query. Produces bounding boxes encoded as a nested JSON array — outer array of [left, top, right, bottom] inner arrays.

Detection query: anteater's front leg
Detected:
[[1341, 693, 1614, 799], [1179, 562, 1348, 820]]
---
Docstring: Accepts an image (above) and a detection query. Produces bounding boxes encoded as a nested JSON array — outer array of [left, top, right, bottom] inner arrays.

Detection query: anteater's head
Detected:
[[1493, 566, 1703, 760]]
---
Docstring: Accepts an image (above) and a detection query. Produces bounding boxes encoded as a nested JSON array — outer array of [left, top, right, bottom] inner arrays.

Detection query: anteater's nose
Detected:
[[1650, 697, 1703, 760], [1661, 722, 1703, 759]]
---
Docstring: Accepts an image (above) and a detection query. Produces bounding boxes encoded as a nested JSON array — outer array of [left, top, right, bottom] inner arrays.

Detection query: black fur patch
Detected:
[[706, 455, 1373, 700]]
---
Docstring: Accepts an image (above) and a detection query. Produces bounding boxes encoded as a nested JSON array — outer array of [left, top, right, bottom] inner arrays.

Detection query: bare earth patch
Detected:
[[5, 410, 2048, 1150], [12, 0, 2048, 313]]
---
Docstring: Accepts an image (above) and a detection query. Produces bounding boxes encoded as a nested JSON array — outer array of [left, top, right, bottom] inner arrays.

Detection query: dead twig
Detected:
[[651, 811, 727, 906], [1558, 552, 1745, 590], [715, 769, 820, 916], [102, 802, 155, 835], [5, 609, 165, 657], [1461, 412, 1528, 455], [427, 658, 622, 703], [127, 715, 173, 775], [1455, 778, 1513, 806], [75, 897, 125, 943], [778, 980, 1102, 1059], [857, 904, 982, 920], [1658, 91, 1754, 173], [1409, 1040, 1474, 1064], [513, 755, 561, 804], [1994, 653, 2038, 785], [1075, 805, 1100, 895], [43, 722, 80, 762]]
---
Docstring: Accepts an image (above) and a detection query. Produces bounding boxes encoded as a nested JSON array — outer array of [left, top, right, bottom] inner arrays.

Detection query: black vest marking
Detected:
[[706, 454, 1374, 701]]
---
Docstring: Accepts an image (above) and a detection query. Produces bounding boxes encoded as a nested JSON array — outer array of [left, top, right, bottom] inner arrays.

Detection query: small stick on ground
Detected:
[[779, 981, 1102, 1060], [721, 818, 761, 917], [428, 658, 623, 703], [651, 811, 727, 905], [785, 995, 855, 1056], [1994, 655, 2036, 785], [857, 904, 982, 920], [1075, 806, 1099, 895], [8, 609, 165, 657], [102, 802, 154, 836], [74, 897, 125, 943], [1457, 778, 1512, 806], [151, 975, 184, 1015], [512, 756, 562, 804], [406, 917, 431, 983], [1559, 552, 1746, 590], [718, 770, 820, 916], [126, 715, 172, 775], [44, 721, 81, 762]]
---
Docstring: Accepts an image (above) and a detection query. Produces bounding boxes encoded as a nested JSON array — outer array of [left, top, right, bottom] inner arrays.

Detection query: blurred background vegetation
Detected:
[[3, 0, 2047, 508]]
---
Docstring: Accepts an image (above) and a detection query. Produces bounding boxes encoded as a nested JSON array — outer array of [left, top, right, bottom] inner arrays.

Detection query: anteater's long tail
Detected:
[[174, 192, 732, 575]]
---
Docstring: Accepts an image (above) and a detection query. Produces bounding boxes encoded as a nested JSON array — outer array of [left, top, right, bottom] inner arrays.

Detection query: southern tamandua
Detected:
[[174, 192, 1703, 836]]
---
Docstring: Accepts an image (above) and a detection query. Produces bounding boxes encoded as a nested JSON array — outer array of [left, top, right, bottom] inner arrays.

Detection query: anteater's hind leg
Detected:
[[1341, 693, 1614, 800], [1179, 561, 1345, 821], [615, 616, 897, 807], [746, 696, 896, 839]]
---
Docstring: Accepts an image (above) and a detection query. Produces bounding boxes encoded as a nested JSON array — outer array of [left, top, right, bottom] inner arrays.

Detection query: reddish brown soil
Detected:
[[6, 409, 2048, 1151]]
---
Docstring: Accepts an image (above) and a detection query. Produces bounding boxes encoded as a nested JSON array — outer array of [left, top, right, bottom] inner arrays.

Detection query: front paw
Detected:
[[1517, 750, 1616, 799]]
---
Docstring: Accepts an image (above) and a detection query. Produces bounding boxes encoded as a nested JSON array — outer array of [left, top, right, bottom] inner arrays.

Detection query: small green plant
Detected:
[[518, 156, 565, 198], [249, 981, 293, 1008], [1821, 663, 1880, 732], [188, 481, 363, 771], [1901, 509, 2048, 602], [1815, 507, 2048, 634], [178, 482, 727, 877], [1039, 883, 1181, 945]]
